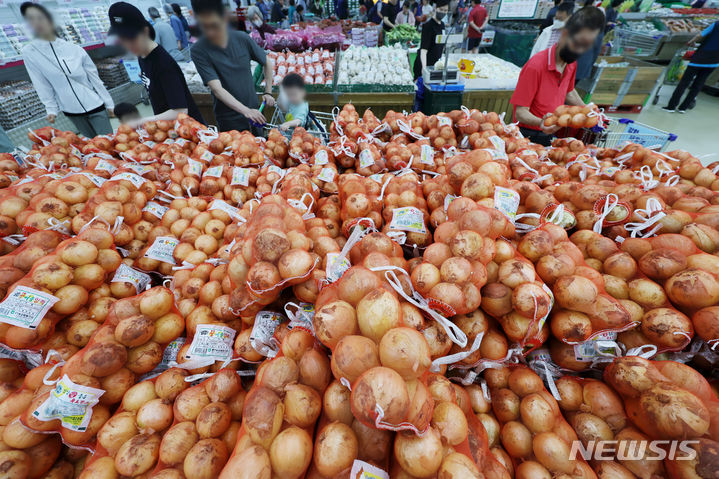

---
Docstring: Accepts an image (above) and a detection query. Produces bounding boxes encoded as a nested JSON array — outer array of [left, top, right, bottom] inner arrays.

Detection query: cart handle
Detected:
[[618, 118, 634, 125], [668, 134, 678, 142]]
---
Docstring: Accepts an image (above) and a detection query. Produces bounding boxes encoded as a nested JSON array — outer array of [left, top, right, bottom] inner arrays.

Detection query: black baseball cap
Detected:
[[108, 2, 155, 40]]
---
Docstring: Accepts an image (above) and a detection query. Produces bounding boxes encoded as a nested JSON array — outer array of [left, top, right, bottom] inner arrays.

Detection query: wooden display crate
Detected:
[[578, 56, 663, 110]]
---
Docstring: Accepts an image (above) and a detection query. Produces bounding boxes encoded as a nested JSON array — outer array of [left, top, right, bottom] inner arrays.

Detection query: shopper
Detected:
[[542, 0, 563, 29], [248, 5, 277, 39], [604, 0, 621, 31], [413, 0, 449, 81], [415, 0, 434, 23], [172, 4, 192, 38], [164, 4, 189, 51], [396, 2, 416, 26], [108, 2, 204, 126], [190, 0, 275, 132], [148, 7, 186, 61], [664, 19, 719, 113], [113, 102, 142, 124], [530, 2, 573, 58], [335, 0, 349, 19], [511, 7, 605, 146], [271, 0, 286, 23], [466, 0, 488, 53], [278, 73, 309, 132], [379, 0, 400, 31], [294, 4, 305, 22], [256, 0, 271, 20], [575, 0, 603, 81], [20, 2, 114, 138]]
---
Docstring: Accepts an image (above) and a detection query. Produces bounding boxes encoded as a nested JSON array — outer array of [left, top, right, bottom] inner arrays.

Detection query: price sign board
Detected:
[[497, 0, 539, 19]]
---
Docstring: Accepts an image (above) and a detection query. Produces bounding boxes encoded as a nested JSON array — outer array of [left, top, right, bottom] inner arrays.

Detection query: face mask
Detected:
[[559, 44, 581, 63], [252, 19, 262, 26]]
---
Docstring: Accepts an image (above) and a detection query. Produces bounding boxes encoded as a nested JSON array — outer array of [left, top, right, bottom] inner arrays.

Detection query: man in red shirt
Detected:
[[511, 7, 605, 145], [467, 0, 488, 53]]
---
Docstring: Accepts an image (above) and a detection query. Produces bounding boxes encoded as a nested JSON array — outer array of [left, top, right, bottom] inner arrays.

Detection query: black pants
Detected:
[[667, 65, 715, 110], [519, 126, 554, 146]]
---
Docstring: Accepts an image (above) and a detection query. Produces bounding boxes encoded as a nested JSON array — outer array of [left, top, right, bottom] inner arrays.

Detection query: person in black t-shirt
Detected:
[[379, 0, 400, 31], [413, 0, 449, 80], [107, 2, 204, 127]]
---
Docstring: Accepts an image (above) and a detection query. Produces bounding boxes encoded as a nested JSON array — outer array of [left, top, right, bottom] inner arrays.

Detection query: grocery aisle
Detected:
[[609, 90, 719, 162]]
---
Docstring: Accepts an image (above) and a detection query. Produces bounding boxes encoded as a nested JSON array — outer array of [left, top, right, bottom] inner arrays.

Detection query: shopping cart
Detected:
[[580, 118, 677, 151], [263, 108, 334, 143], [611, 27, 666, 58]]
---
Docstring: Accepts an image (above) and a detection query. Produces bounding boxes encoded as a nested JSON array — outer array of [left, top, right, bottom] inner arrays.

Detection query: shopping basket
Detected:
[[580, 118, 677, 151], [263, 108, 333, 143]]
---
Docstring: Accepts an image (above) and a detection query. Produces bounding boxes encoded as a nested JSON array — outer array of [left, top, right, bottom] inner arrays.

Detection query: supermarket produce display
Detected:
[[0, 102, 718, 479]]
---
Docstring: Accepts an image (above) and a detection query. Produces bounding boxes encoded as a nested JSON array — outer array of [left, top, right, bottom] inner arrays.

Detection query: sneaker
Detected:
[[661, 107, 675, 112], [677, 109, 686, 114]]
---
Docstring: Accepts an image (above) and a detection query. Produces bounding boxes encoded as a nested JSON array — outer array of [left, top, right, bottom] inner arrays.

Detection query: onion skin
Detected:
[[393, 427, 443, 478]]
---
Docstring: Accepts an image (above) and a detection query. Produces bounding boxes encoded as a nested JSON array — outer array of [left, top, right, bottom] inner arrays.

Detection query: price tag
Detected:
[[389, 207, 427, 234], [186, 325, 235, 362], [144, 236, 179, 264], [488, 135, 506, 152], [0, 286, 59, 329], [444, 194, 457, 212], [420, 144, 434, 165], [199, 150, 214, 162], [140, 338, 185, 381], [437, 116, 452, 127], [485, 148, 508, 162], [187, 159, 203, 177], [163, 139, 174, 145], [32, 375, 104, 431], [268, 165, 284, 177], [350, 461, 389, 479], [314, 150, 329, 165], [369, 173, 384, 184], [600, 166, 620, 178], [250, 311, 284, 358], [127, 163, 154, 176], [94, 159, 116, 173], [175, 138, 188, 147], [209, 200, 243, 221], [109, 172, 145, 188], [317, 167, 336, 183], [204, 166, 223, 178], [142, 201, 169, 219], [111, 264, 152, 293], [574, 332, 617, 362], [288, 303, 315, 331], [168, 130, 178, 139], [0, 344, 42, 369], [78, 172, 106, 187], [143, 140, 156, 148], [326, 253, 351, 283], [231, 167, 250, 186], [359, 149, 375, 168], [493, 187, 520, 222]]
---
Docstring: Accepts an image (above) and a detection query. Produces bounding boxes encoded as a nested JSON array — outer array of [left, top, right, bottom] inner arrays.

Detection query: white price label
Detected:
[[140, 338, 185, 381], [175, 138, 188, 147], [389, 207, 427, 234], [143, 141, 156, 148], [144, 236, 179, 264], [359, 149, 375, 168], [437, 116, 452, 127], [112, 264, 152, 293], [573, 332, 618, 362], [0, 345, 42, 369], [32, 375, 104, 432], [250, 311, 284, 358], [326, 253, 351, 283], [199, 150, 214, 162], [209, 200, 243, 221], [127, 163, 154, 176], [231, 167, 250, 186], [204, 166, 223, 178], [142, 201, 169, 219], [186, 325, 236, 362], [109, 172, 145, 188], [0, 286, 59, 329], [488, 135, 506, 152], [78, 172, 106, 187], [163, 139, 174, 145], [317, 167, 336, 183], [369, 173, 384, 184], [420, 144, 434, 165], [493, 187, 520, 222], [268, 165, 284, 176], [314, 150, 329, 165], [444, 194, 457, 212], [187, 159, 203, 177], [350, 461, 389, 479], [94, 159, 116, 173]]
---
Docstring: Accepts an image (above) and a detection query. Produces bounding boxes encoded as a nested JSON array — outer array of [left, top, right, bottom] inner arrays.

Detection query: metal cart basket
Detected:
[[263, 108, 334, 143], [611, 27, 666, 58], [581, 118, 677, 151]]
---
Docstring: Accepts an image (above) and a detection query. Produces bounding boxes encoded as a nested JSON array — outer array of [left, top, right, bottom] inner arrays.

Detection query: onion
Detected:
[[258, 356, 299, 394], [313, 300, 358, 349], [393, 427, 443, 477], [183, 438, 228, 479], [298, 348, 331, 392], [205, 369, 242, 403], [160, 421, 199, 466], [137, 398, 173, 433], [379, 327, 431, 380], [196, 402, 232, 438], [351, 418, 393, 463], [218, 445, 270, 479], [323, 381, 353, 425], [284, 383, 322, 428], [438, 453, 481, 478], [114, 433, 161, 476], [356, 289, 402, 343], [174, 386, 211, 422], [431, 401, 468, 446], [532, 432, 575, 474], [313, 422, 358, 477], [269, 426, 313, 478], [243, 386, 284, 449], [154, 368, 189, 401], [97, 411, 138, 455], [351, 367, 409, 426]]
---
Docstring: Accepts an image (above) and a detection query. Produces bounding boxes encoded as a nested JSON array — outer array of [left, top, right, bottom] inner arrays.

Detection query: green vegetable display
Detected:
[[385, 24, 421, 46]]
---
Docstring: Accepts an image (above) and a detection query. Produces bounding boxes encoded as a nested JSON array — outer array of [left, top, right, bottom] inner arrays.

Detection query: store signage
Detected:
[[497, 0, 539, 19]]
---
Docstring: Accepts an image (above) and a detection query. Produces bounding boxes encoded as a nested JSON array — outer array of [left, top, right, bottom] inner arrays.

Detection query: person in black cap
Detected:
[[108, 1, 204, 126]]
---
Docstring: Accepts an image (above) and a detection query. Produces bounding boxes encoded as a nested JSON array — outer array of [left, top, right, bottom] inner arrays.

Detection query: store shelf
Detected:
[[0, 42, 107, 70]]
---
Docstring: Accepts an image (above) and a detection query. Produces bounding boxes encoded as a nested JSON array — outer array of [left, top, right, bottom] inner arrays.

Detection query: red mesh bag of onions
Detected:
[[227, 195, 318, 317], [79, 367, 191, 473], [410, 199, 513, 316], [338, 174, 383, 233], [517, 222, 633, 345], [19, 286, 184, 449], [0, 227, 122, 355], [0, 230, 65, 300], [484, 365, 597, 479], [219, 327, 330, 479], [379, 172, 434, 250], [604, 355, 719, 479]]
